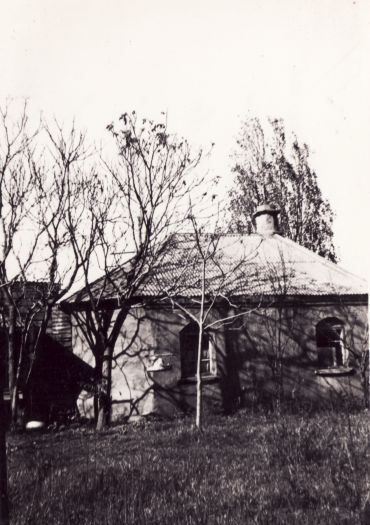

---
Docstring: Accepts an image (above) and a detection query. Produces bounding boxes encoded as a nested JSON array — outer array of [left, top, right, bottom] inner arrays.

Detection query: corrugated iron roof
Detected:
[[64, 233, 368, 306]]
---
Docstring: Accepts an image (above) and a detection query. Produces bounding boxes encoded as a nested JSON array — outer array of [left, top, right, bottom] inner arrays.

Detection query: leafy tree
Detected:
[[229, 118, 337, 262]]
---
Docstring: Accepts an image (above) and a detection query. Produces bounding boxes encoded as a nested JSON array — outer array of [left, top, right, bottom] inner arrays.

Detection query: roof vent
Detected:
[[252, 203, 280, 236]]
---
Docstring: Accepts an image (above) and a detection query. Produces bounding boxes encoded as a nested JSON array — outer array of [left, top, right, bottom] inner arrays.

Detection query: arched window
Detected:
[[316, 317, 346, 368], [180, 323, 211, 378]]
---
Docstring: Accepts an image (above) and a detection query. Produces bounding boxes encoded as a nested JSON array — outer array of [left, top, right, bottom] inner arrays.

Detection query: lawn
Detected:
[[6, 410, 370, 524]]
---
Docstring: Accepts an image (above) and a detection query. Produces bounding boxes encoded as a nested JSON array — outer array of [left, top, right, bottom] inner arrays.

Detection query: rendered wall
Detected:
[[72, 300, 368, 420], [228, 301, 368, 409], [72, 307, 225, 420]]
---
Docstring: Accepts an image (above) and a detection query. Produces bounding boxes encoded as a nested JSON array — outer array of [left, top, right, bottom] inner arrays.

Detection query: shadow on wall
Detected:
[[68, 294, 368, 423], [83, 299, 368, 421], [226, 302, 368, 412]]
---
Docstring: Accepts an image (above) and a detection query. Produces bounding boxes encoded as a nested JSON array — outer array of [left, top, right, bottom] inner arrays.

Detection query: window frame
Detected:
[[179, 322, 216, 380], [315, 317, 353, 376]]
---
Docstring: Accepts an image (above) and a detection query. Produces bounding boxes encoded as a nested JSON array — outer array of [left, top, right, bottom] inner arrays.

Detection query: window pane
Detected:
[[180, 323, 212, 377], [200, 360, 210, 374], [316, 318, 345, 368]]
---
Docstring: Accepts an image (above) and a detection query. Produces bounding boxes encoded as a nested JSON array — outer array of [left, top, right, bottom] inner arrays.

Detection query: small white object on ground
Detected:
[[25, 421, 45, 430]]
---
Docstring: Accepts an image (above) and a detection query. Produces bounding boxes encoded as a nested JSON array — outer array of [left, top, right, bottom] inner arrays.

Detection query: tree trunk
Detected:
[[0, 391, 9, 525], [11, 343, 26, 428], [95, 306, 130, 430], [7, 306, 16, 429], [361, 349, 369, 409], [93, 355, 102, 423], [195, 322, 203, 430], [195, 259, 206, 431], [10, 384, 19, 429], [96, 345, 113, 431]]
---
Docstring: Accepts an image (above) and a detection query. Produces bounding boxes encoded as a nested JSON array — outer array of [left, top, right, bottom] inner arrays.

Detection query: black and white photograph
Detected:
[[0, 1, 369, 523]]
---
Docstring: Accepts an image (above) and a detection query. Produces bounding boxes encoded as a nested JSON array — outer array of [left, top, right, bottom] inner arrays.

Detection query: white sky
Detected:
[[1, 0, 369, 279]]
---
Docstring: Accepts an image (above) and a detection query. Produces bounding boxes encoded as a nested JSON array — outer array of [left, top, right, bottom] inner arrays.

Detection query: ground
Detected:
[[7, 410, 370, 524]]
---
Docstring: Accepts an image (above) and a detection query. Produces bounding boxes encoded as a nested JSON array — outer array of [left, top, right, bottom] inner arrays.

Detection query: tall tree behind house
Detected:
[[229, 118, 337, 262]]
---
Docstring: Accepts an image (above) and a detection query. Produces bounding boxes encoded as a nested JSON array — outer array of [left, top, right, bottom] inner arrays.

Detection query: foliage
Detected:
[[7, 410, 370, 524], [229, 118, 337, 262]]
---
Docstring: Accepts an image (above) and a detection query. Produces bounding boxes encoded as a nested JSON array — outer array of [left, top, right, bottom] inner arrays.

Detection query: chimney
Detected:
[[252, 203, 280, 236]]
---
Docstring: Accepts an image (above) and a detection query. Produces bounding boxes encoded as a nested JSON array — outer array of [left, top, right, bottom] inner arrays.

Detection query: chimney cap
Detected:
[[253, 203, 280, 219]]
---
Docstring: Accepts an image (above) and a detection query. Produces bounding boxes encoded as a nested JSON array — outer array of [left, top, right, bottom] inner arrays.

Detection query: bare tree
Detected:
[[0, 100, 40, 524], [0, 106, 98, 425], [64, 111, 204, 430], [19, 120, 100, 416], [159, 203, 264, 430], [0, 100, 37, 411], [0, 102, 104, 524]]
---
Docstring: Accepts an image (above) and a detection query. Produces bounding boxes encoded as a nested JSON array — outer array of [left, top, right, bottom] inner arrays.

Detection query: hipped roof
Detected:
[[63, 233, 368, 308]]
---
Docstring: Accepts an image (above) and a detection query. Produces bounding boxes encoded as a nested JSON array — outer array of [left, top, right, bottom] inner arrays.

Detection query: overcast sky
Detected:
[[1, 0, 369, 279]]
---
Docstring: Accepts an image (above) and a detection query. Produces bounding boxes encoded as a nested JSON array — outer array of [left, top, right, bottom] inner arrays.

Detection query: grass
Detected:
[[6, 409, 370, 524]]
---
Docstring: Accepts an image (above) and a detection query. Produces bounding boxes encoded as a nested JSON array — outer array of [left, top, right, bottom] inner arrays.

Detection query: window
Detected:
[[180, 322, 212, 378], [316, 317, 347, 368]]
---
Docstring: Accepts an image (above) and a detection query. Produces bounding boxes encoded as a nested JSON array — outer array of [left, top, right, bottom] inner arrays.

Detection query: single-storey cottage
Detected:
[[63, 205, 368, 420]]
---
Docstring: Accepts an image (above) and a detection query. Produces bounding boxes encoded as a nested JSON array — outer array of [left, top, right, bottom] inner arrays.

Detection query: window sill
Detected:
[[179, 375, 220, 385], [315, 366, 355, 377]]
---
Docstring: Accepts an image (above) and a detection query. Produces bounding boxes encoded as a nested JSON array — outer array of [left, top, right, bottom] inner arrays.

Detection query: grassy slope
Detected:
[[7, 411, 370, 525]]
